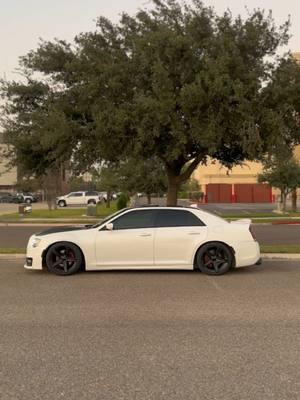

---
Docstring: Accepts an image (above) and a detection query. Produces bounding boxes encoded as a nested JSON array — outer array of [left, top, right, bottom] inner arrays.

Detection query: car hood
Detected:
[[36, 225, 93, 237]]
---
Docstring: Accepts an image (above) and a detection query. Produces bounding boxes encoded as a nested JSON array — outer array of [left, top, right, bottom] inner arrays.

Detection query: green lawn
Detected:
[[260, 245, 300, 254], [0, 202, 118, 221], [224, 212, 300, 219], [0, 248, 26, 254]]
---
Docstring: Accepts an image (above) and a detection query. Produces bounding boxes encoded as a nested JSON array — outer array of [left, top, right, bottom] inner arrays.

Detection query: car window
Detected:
[[112, 210, 158, 230], [155, 210, 205, 227], [68, 192, 83, 197], [86, 191, 98, 196]]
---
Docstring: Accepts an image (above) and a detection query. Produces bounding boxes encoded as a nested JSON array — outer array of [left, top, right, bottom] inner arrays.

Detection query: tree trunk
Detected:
[[147, 193, 151, 205], [282, 192, 287, 213], [292, 189, 297, 212], [106, 191, 111, 208], [166, 181, 180, 206]]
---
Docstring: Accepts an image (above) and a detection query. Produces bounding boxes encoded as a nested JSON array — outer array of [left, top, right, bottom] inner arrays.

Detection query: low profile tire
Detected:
[[196, 242, 233, 276], [58, 200, 66, 207], [45, 242, 83, 276]]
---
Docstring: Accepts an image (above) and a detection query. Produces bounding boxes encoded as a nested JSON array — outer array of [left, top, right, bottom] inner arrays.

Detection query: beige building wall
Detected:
[[0, 144, 17, 190], [194, 145, 300, 197], [193, 160, 263, 188]]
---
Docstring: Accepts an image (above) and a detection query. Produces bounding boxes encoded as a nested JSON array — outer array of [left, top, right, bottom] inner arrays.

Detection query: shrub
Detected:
[[117, 193, 129, 210]]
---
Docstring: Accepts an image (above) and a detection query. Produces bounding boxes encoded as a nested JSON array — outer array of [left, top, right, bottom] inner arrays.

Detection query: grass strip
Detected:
[[0, 248, 26, 254], [0, 202, 118, 221], [260, 245, 300, 254]]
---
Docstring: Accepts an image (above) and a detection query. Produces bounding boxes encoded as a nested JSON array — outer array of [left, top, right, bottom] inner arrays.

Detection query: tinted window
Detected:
[[86, 191, 98, 196], [68, 192, 83, 197], [112, 210, 157, 230], [156, 210, 204, 227]]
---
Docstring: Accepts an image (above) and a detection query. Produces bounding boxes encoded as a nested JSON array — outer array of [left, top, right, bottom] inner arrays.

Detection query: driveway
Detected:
[[1, 260, 299, 400]]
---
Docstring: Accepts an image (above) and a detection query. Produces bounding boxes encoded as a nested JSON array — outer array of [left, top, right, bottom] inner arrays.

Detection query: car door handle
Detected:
[[140, 233, 152, 237], [188, 232, 201, 235]]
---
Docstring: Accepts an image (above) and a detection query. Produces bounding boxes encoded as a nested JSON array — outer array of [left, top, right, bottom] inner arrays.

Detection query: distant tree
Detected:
[[258, 157, 300, 212], [118, 157, 167, 205], [2, 0, 300, 207], [92, 164, 120, 208]]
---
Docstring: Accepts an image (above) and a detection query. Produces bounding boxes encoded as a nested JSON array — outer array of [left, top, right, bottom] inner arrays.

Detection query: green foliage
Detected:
[[69, 176, 95, 191], [117, 193, 129, 210], [118, 157, 167, 196], [1, 0, 299, 207], [258, 157, 300, 194]]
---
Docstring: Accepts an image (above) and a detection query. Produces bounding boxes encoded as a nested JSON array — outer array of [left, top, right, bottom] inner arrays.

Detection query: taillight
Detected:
[[249, 225, 256, 241]]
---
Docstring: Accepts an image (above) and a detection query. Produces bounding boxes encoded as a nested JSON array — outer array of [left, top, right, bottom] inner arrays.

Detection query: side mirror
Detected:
[[105, 223, 114, 231]]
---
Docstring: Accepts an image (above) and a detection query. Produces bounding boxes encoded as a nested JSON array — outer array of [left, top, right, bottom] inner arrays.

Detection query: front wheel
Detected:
[[58, 200, 66, 207], [45, 242, 83, 276], [196, 242, 233, 276], [25, 198, 32, 204]]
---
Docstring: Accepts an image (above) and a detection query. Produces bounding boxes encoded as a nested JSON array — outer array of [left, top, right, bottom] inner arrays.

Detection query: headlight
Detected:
[[32, 238, 42, 248]]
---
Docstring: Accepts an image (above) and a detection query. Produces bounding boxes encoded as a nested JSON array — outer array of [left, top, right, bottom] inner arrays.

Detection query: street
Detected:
[[0, 223, 300, 248], [0, 260, 300, 400]]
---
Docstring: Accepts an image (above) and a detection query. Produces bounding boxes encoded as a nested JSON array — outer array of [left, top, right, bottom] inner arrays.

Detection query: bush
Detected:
[[178, 191, 188, 199], [192, 191, 204, 201], [117, 193, 129, 210]]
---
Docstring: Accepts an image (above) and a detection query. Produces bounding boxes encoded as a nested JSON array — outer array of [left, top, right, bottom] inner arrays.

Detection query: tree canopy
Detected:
[[1, 0, 300, 205]]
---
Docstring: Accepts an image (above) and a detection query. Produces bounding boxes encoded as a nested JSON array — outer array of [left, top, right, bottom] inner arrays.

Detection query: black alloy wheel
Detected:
[[196, 242, 233, 276], [45, 242, 83, 276]]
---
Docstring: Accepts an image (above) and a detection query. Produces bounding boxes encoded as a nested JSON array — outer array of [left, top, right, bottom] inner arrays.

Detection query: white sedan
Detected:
[[25, 206, 261, 276]]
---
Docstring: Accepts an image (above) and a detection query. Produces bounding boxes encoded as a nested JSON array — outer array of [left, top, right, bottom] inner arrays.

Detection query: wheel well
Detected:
[[193, 241, 236, 269], [42, 241, 86, 271]]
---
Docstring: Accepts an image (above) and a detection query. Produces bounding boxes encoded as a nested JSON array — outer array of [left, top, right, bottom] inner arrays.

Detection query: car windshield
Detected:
[[91, 208, 129, 228]]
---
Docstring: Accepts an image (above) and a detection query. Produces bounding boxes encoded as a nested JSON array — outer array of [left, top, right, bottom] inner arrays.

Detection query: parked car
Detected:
[[56, 191, 101, 207], [25, 206, 261, 276], [11, 193, 37, 204], [0, 192, 14, 203], [98, 192, 118, 202]]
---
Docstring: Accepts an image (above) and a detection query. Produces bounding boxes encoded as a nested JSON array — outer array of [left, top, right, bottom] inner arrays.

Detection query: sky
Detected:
[[0, 0, 299, 80]]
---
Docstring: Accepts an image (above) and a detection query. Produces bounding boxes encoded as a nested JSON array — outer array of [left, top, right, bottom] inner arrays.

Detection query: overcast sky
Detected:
[[1, 0, 299, 80]]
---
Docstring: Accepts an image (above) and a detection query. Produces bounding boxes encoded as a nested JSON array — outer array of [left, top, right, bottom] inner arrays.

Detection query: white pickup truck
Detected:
[[56, 191, 101, 207]]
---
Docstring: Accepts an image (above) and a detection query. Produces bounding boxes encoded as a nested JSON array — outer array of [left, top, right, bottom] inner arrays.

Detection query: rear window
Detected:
[[155, 210, 205, 227]]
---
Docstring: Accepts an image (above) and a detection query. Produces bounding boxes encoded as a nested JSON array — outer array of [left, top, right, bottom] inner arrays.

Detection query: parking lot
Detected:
[[1, 259, 300, 400]]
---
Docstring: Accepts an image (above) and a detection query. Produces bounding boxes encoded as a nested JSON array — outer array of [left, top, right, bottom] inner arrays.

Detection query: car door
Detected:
[[95, 209, 158, 267], [67, 192, 84, 205], [154, 209, 208, 267]]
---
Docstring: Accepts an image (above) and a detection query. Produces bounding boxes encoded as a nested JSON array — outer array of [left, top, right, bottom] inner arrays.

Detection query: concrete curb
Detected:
[[0, 253, 300, 261], [0, 254, 25, 259], [261, 253, 300, 260]]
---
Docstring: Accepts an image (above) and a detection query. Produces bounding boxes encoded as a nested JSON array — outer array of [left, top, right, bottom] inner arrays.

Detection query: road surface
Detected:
[[1, 260, 299, 400]]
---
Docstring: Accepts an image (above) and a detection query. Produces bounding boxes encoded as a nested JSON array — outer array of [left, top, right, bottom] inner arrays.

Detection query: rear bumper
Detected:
[[234, 241, 261, 268]]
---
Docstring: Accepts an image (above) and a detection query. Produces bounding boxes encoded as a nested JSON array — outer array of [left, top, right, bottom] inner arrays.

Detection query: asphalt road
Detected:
[[0, 224, 300, 248], [1, 260, 300, 400]]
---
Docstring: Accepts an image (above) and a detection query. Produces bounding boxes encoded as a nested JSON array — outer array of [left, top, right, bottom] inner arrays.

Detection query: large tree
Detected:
[[2, 1, 300, 205], [258, 156, 300, 212]]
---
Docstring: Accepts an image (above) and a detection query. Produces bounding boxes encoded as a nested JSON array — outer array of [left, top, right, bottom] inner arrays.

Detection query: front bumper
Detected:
[[24, 246, 44, 270]]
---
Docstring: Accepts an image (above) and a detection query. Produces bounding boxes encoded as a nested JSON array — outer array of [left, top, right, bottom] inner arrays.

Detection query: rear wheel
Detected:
[[87, 199, 96, 205], [45, 242, 83, 276], [196, 242, 233, 276]]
